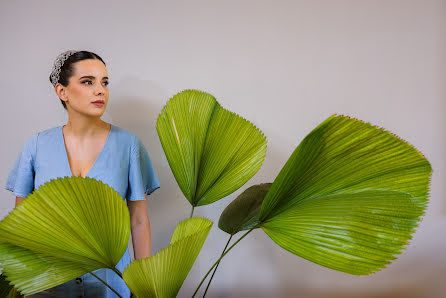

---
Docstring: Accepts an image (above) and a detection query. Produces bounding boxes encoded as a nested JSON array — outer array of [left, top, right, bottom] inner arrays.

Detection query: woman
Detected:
[[5, 50, 160, 297]]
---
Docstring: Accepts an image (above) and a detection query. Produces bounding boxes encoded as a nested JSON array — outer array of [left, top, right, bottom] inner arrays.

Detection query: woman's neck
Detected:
[[63, 117, 110, 139]]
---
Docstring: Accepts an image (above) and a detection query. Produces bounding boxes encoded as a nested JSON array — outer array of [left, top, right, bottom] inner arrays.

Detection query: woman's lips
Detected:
[[92, 101, 104, 107]]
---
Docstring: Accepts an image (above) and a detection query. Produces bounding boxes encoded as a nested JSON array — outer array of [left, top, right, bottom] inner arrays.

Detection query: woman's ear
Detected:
[[55, 84, 68, 103]]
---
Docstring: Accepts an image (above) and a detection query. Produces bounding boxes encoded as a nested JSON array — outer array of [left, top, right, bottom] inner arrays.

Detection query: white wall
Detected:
[[1, 1, 445, 297]]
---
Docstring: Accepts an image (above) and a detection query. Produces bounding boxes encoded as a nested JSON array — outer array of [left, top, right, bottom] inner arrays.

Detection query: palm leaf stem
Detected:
[[112, 267, 123, 279], [203, 234, 233, 297], [89, 271, 122, 298], [190, 206, 195, 218], [192, 226, 257, 297]]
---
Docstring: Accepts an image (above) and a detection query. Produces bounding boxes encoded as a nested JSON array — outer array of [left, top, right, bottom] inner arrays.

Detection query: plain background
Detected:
[[1, 1, 445, 297]]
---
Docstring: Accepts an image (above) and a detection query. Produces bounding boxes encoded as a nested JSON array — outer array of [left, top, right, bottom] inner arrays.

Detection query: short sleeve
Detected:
[[126, 137, 160, 201], [5, 133, 38, 198]]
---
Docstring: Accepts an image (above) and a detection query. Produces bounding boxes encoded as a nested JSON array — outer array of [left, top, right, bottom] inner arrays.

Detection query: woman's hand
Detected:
[[127, 193, 151, 259]]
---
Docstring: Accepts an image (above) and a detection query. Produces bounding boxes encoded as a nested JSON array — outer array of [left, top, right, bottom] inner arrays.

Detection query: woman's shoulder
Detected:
[[14, 125, 60, 157], [37, 125, 61, 137], [21, 125, 60, 144], [111, 124, 140, 146]]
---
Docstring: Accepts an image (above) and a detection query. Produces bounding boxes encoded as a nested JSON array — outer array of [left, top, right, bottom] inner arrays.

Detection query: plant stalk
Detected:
[[112, 267, 123, 279], [203, 234, 233, 297], [192, 227, 256, 297], [190, 206, 195, 218], [89, 271, 122, 298]]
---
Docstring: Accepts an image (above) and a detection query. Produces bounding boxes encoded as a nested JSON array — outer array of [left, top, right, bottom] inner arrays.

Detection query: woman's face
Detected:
[[59, 59, 109, 117]]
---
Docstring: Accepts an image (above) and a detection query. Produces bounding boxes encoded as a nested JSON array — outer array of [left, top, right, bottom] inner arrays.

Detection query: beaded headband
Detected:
[[50, 50, 78, 86]]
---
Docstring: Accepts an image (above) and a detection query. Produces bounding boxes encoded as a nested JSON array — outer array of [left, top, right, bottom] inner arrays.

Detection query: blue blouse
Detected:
[[4, 124, 160, 298]]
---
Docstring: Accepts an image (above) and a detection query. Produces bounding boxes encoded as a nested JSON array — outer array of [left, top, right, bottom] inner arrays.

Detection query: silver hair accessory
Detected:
[[50, 50, 78, 86]]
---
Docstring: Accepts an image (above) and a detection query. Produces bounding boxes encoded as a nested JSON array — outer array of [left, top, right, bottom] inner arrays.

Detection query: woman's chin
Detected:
[[83, 109, 106, 118]]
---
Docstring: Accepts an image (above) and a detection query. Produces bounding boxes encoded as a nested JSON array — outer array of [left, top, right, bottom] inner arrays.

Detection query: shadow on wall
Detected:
[[106, 76, 165, 141], [106, 77, 188, 253]]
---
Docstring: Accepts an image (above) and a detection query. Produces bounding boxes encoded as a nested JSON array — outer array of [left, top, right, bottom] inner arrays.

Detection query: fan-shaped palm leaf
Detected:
[[156, 89, 267, 206], [258, 115, 431, 275], [122, 217, 212, 298], [0, 177, 130, 295]]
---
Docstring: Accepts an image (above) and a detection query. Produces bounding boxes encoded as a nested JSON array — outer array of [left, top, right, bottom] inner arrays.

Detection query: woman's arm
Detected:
[[15, 196, 25, 207], [127, 193, 151, 260]]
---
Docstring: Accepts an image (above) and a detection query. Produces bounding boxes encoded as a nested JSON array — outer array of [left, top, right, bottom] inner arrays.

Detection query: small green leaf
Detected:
[[0, 177, 130, 294], [219, 183, 272, 235], [6, 287, 22, 298], [1, 273, 22, 298], [122, 217, 213, 298], [259, 115, 432, 275], [156, 89, 267, 206]]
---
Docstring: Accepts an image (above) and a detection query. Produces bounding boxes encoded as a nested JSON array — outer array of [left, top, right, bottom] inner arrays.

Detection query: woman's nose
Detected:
[[95, 83, 106, 95]]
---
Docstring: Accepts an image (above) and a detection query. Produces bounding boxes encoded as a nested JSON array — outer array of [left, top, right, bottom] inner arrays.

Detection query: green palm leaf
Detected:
[[6, 287, 21, 298], [1, 273, 21, 298], [218, 183, 272, 235], [0, 177, 130, 295], [122, 217, 212, 298], [156, 89, 267, 206], [259, 115, 431, 275], [1, 274, 12, 297]]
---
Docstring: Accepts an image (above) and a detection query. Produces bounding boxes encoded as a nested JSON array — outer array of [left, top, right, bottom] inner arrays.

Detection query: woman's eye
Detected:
[[102, 81, 109, 86], [82, 80, 92, 85]]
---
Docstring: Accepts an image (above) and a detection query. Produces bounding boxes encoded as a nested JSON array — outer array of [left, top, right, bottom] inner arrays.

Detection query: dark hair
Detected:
[[49, 51, 106, 110]]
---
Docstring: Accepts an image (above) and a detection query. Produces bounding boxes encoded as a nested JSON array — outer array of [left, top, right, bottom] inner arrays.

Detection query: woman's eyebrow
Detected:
[[79, 75, 109, 80]]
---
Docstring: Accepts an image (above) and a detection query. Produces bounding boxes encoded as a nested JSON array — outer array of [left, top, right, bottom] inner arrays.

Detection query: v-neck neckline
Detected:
[[60, 124, 113, 178]]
